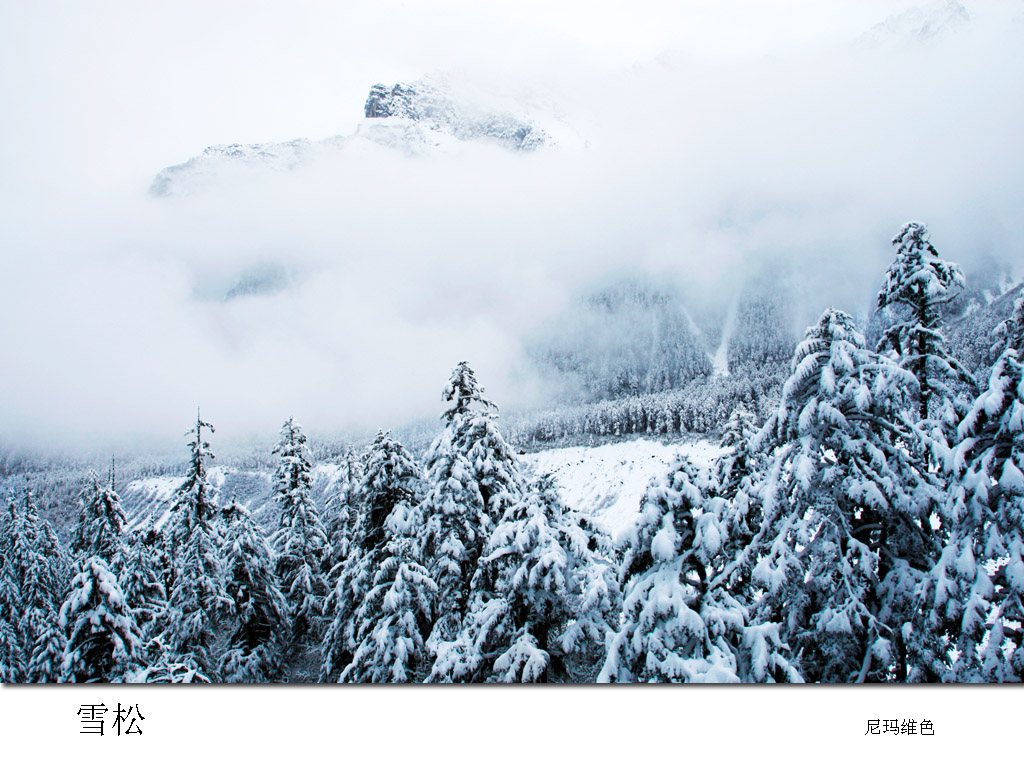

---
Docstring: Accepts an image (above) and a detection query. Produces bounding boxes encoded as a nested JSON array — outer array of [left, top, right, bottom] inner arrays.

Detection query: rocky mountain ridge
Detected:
[[150, 77, 550, 197]]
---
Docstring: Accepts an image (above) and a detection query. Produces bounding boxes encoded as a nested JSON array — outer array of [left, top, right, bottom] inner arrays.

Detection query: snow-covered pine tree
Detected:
[[919, 308, 1024, 681], [59, 555, 142, 682], [356, 430, 424, 552], [218, 498, 290, 682], [70, 470, 127, 567], [270, 417, 329, 640], [25, 611, 66, 683], [165, 411, 219, 545], [321, 430, 423, 682], [876, 221, 975, 425], [712, 402, 759, 500], [441, 361, 524, 524], [8, 490, 70, 681], [733, 309, 941, 682], [138, 513, 174, 602], [118, 524, 169, 634], [420, 363, 526, 649], [432, 475, 617, 683], [0, 623, 25, 682], [991, 296, 1024, 358], [559, 513, 621, 680], [599, 458, 795, 683], [340, 500, 437, 683], [322, 446, 364, 588], [163, 411, 230, 672], [418, 430, 486, 647], [318, 448, 365, 671], [0, 560, 26, 682]]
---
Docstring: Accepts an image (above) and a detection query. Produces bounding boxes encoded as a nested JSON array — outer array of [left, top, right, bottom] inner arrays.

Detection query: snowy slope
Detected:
[[522, 437, 726, 541], [712, 296, 740, 377], [119, 439, 724, 543], [122, 463, 344, 531]]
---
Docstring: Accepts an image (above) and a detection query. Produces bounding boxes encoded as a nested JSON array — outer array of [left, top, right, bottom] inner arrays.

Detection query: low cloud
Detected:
[[1, 1, 1022, 451]]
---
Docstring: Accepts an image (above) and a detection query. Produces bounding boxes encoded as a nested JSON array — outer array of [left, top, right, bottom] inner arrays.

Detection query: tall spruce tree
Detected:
[[59, 556, 141, 682], [919, 304, 1024, 681], [420, 363, 525, 649], [599, 458, 795, 683], [163, 411, 230, 672], [117, 526, 168, 636], [70, 469, 127, 567], [419, 428, 487, 645], [711, 402, 759, 500], [322, 446, 363, 588], [219, 498, 291, 682], [0, 559, 26, 682], [340, 500, 437, 683], [8, 490, 70, 682], [322, 430, 423, 681], [732, 309, 941, 682], [271, 417, 329, 640], [876, 221, 975, 425], [26, 612, 66, 683], [432, 476, 617, 683]]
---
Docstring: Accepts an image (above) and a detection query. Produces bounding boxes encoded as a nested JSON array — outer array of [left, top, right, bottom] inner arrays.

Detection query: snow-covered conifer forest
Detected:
[[2, 1, 1024, 684]]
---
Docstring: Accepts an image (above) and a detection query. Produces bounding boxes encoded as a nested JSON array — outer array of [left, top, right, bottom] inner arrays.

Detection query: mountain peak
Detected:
[[149, 76, 552, 197], [859, 0, 969, 46], [362, 78, 548, 151]]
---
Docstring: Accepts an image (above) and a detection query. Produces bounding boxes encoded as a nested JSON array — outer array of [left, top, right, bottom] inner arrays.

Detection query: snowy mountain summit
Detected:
[[149, 76, 550, 196], [858, 0, 969, 46], [363, 79, 548, 151]]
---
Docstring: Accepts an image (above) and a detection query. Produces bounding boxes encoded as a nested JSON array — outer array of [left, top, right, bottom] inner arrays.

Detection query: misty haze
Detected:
[[1, 0, 1023, 686]]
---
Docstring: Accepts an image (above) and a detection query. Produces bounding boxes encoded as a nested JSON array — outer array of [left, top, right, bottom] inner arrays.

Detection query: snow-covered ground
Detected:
[[712, 296, 740, 377], [119, 439, 725, 542], [123, 475, 185, 530], [522, 437, 726, 541], [122, 464, 345, 531]]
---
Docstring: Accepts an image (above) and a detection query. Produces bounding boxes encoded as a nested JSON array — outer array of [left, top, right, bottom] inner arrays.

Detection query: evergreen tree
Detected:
[[599, 459, 794, 682], [920, 314, 1024, 681], [7, 490, 70, 678], [441, 361, 523, 522], [219, 498, 290, 682], [442, 361, 498, 423], [25, 612, 66, 683], [0, 561, 26, 682], [341, 523, 437, 683], [322, 447, 363, 587], [734, 309, 940, 682], [712, 403, 759, 499], [418, 430, 486, 645], [420, 363, 525, 649], [322, 431, 422, 681], [70, 469, 127, 566], [0, 620, 25, 683], [432, 476, 616, 682], [118, 526, 169, 634], [271, 417, 329, 640], [59, 556, 141, 682], [991, 296, 1024, 358], [164, 410, 220, 552], [163, 411, 230, 672], [876, 221, 975, 424], [559, 513, 621, 680]]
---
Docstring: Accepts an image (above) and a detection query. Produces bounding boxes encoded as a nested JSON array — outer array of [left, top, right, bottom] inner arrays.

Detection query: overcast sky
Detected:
[[1, 0, 1023, 452]]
